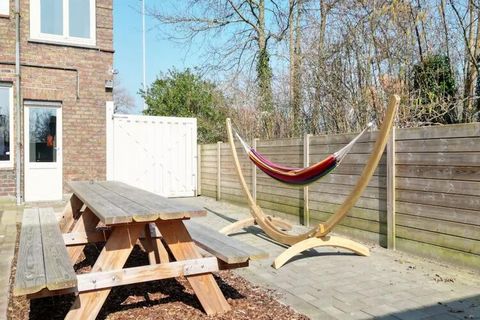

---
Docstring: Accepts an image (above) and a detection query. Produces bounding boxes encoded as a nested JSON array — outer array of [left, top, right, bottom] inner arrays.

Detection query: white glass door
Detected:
[[24, 104, 63, 201]]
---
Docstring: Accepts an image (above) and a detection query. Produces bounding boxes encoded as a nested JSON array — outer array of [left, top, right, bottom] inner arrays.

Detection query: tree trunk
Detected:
[[292, 0, 302, 136], [464, 0, 476, 120], [312, 0, 328, 134], [257, 0, 274, 136]]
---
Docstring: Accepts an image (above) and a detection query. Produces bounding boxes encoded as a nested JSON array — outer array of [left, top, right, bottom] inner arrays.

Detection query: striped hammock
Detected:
[[234, 124, 373, 186]]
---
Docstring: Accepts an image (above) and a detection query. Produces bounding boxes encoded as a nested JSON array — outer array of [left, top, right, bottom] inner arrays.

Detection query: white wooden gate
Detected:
[[106, 102, 197, 197]]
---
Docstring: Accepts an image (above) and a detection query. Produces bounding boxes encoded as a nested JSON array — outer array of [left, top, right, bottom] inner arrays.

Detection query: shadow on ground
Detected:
[[374, 294, 480, 320]]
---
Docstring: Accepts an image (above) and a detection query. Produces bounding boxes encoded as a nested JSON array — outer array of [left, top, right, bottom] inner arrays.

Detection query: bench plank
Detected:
[[13, 208, 46, 296], [185, 220, 268, 264], [39, 208, 77, 291]]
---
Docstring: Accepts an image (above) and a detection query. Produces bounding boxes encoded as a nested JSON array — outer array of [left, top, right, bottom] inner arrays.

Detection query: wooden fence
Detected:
[[198, 123, 480, 270]]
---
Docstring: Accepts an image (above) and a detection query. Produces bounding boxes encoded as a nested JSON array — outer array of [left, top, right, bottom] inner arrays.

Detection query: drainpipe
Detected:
[[14, 0, 22, 205]]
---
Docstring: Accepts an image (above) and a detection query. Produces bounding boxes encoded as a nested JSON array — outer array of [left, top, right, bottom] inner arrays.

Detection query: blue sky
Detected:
[[113, 2, 199, 113]]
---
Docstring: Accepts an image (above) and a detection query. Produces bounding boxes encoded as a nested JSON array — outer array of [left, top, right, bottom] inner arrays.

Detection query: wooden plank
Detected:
[[396, 164, 480, 181], [396, 201, 480, 226], [185, 220, 267, 263], [396, 226, 480, 255], [156, 220, 231, 315], [217, 141, 222, 200], [258, 187, 386, 211], [63, 230, 110, 246], [67, 208, 100, 264], [396, 137, 480, 153], [310, 153, 387, 166], [257, 138, 303, 147], [303, 133, 310, 227], [97, 181, 206, 221], [395, 238, 480, 271], [87, 182, 156, 222], [76, 257, 219, 292], [39, 208, 77, 291], [310, 140, 376, 153], [68, 181, 130, 224], [396, 152, 480, 166], [395, 122, 480, 140], [13, 208, 46, 296], [396, 177, 480, 196], [309, 201, 384, 222], [65, 223, 145, 320], [144, 223, 170, 264], [310, 131, 378, 145], [310, 210, 384, 235], [387, 126, 396, 249], [59, 194, 83, 233], [396, 213, 480, 241], [396, 189, 479, 211], [197, 145, 202, 196]]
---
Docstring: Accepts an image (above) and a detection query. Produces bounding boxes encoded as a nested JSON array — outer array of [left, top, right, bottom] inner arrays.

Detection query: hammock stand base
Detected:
[[219, 216, 293, 235], [224, 95, 399, 268], [272, 235, 370, 269]]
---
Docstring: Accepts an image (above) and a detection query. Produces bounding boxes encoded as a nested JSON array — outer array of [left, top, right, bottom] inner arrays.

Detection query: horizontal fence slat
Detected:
[[396, 137, 480, 153], [396, 165, 480, 181], [396, 123, 480, 140]]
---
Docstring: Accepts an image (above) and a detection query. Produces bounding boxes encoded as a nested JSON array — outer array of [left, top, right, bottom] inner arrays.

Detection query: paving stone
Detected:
[[174, 197, 480, 320]]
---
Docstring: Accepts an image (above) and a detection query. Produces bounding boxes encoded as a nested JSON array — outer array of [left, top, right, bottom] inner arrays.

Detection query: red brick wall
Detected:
[[0, 0, 114, 198]]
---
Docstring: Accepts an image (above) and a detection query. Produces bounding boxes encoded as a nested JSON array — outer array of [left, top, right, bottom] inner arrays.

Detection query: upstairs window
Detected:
[[0, 0, 9, 16], [0, 84, 13, 168], [30, 0, 96, 46]]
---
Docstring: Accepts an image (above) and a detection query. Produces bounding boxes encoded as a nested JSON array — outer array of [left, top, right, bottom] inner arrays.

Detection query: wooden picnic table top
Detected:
[[68, 181, 207, 225]]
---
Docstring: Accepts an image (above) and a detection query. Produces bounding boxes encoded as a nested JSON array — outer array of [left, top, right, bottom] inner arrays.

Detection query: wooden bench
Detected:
[[185, 220, 268, 264], [14, 208, 76, 296]]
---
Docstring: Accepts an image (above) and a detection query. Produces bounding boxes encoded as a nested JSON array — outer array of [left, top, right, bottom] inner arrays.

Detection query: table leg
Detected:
[[156, 220, 231, 315], [144, 223, 170, 264], [66, 208, 100, 264], [65, 223, 145, 320], [59, 194, 83, 233]]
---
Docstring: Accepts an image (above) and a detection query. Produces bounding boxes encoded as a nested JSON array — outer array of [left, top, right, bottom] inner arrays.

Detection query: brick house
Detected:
[[0, 0, 113, 202]]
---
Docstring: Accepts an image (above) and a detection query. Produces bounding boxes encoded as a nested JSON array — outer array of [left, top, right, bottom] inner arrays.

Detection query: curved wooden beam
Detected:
[[219, 217, 255, 235], [225, 95, 399, 245], [272, 236, 370, 269], [219, 216, 293, 235], [316, 95, 400, 236]]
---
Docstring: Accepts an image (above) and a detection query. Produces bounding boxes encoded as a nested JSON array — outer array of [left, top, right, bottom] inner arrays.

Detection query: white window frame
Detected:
[[30, 0, 96, 46], [0, 84, 14, 169], [0, 0, 9, 16]]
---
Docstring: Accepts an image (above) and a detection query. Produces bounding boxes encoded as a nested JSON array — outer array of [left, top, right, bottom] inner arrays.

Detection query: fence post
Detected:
[[217, 141, 222, 200], [196, 145, 202, 196], [303, 133, 311, 227], [387, 126, 396, 249], [252, 138, 258, 203]]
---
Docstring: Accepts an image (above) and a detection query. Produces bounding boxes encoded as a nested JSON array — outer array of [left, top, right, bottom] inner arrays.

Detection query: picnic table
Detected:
[[14, 181, 267, 320]]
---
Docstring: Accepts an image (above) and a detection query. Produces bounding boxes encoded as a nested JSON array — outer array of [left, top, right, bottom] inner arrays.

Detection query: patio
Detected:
[[2, 196, 480, 320]]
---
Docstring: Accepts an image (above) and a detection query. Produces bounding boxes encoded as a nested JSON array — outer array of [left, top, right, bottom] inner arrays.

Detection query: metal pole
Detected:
[[14, 0, 22, 205], [142, 0, 147, 111]]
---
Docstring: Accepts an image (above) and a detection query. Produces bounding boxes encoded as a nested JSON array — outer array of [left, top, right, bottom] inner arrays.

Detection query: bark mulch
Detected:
[[8, 240, 309, 320]]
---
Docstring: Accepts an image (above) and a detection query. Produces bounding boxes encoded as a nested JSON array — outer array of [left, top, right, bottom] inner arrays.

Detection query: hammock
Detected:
[[233, 123, 373, 186]]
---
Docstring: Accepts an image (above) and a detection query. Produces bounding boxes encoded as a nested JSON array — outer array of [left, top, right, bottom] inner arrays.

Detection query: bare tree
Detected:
[[150, 0, 295, 137], [113, 75, 137, 114]]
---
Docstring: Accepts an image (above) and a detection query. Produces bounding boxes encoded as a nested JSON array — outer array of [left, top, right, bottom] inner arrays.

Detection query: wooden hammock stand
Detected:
[[220, 95, 400, 269]]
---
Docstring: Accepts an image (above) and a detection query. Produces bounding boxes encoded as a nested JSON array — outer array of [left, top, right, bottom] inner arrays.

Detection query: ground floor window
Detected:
[[0, 84, 13, 168]]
